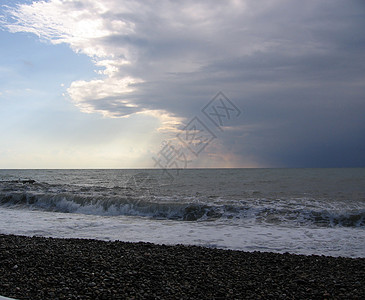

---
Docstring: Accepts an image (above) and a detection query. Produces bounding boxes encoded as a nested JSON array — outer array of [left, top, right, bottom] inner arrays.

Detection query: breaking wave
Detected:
[[0, 180, 364, 227]]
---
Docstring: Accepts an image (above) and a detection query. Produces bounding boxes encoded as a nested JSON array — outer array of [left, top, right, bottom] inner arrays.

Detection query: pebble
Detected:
[[0, 234, 364, 299]]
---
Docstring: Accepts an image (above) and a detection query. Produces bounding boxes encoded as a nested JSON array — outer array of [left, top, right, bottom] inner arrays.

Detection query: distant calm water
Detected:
[[0, 168, 364, 257]]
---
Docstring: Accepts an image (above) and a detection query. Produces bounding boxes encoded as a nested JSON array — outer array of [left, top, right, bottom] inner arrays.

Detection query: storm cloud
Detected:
[[2, 0, 364, 167]]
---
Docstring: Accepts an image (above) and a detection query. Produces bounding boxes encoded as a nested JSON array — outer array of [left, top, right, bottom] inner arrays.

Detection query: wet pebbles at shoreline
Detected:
[[0, 234, 364, 299]]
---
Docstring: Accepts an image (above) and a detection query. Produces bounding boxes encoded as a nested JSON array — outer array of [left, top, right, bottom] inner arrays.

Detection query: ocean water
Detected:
[[0, 168, 364, 257]]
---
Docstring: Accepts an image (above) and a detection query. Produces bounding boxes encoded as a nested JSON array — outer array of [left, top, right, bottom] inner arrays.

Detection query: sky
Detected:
[[0, 0, 364, 169]]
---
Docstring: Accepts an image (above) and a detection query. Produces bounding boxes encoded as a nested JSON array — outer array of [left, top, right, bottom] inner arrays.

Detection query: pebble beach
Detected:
[[0, 234, 364, 299]]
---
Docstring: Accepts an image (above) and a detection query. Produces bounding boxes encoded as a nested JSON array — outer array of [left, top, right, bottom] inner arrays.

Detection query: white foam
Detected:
[[1, 207, 364, 258], [0, 296, 16, 300]]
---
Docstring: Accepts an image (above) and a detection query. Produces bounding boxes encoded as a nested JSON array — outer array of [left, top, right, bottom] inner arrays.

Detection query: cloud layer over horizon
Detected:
[[1, 0, 364, 167]]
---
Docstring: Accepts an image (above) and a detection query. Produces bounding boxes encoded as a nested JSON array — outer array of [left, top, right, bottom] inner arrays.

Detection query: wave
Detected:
[[0, 188, 364, 228]]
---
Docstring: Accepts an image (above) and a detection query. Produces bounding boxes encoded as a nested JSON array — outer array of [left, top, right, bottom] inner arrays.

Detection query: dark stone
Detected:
[[0, 234, 364, 299]]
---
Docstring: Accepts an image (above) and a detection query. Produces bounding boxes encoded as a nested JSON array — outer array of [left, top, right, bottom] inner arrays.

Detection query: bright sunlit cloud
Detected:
[[1, 0, 255, 122]]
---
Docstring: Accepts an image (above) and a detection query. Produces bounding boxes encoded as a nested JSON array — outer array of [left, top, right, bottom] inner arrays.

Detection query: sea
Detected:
[[0, 168, 364, 258]]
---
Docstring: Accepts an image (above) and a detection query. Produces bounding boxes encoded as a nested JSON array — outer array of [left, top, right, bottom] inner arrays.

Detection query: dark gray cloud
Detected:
[[2, 0, 365, 167]]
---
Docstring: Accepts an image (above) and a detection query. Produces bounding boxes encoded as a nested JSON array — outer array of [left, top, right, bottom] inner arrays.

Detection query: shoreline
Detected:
[[0, 234, 364, 299]]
